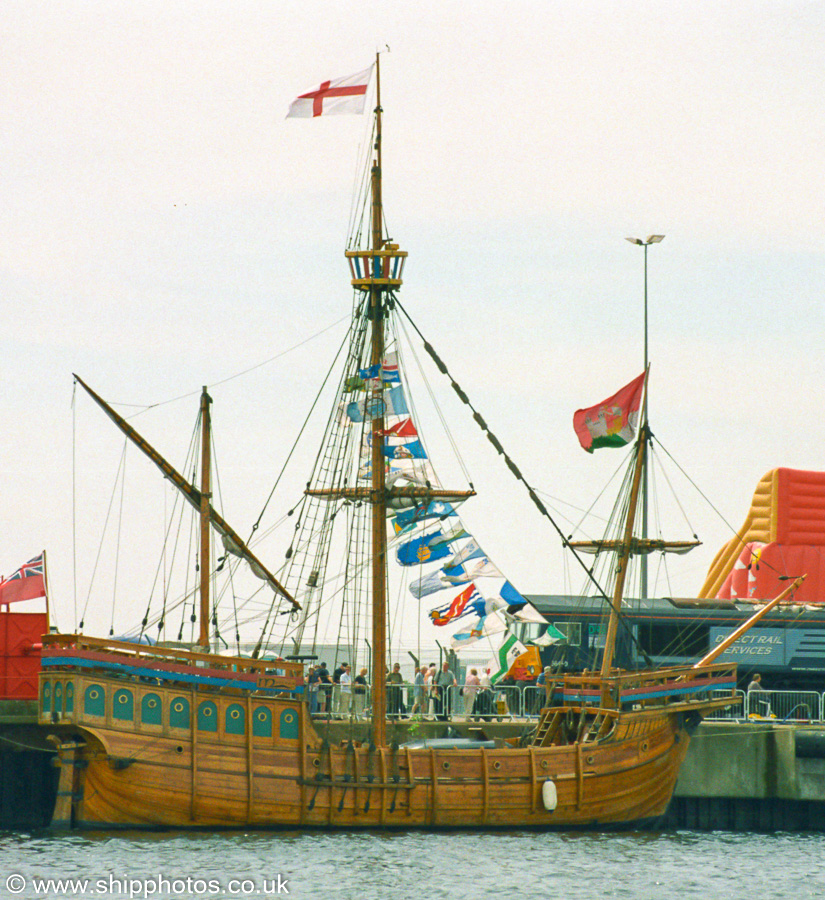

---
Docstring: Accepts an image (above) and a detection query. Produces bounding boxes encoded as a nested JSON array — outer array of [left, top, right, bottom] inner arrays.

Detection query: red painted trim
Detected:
[[42, 647, 260, 683]]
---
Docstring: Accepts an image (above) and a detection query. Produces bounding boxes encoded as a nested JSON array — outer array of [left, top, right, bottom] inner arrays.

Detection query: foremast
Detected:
[[598, 371, 653, 700]]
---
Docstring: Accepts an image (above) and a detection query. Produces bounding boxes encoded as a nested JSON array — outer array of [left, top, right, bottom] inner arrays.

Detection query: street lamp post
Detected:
[[625, 234, 664, 601]]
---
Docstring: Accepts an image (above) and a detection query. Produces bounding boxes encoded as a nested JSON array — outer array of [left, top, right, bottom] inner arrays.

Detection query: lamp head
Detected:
[[626, 235, 665, 246]]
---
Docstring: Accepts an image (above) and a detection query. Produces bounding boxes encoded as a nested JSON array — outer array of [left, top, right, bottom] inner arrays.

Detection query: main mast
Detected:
[[368, 54, 389, 746], [333, 56, 471, 745]]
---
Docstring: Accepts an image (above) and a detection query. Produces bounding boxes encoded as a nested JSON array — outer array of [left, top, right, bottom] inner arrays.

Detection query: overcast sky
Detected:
[[2, 2, 824, 652]]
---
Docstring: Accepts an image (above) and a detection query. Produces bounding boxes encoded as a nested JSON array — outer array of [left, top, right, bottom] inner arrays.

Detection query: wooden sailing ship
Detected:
[[41, 57, 795, 830]]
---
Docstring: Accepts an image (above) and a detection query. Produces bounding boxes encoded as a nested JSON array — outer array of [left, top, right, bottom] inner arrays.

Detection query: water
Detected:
[[0, 829, 822, 900]]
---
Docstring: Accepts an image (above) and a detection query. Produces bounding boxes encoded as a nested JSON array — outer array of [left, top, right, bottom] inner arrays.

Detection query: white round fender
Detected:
[[542, 779, 558, 812]]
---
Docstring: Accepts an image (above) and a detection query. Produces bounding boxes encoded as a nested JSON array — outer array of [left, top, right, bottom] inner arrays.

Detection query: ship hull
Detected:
[[44, 668, 695, 830]]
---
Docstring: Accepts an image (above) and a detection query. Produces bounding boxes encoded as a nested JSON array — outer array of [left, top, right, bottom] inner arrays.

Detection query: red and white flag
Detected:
[[287, 66, 374, 118], [0, 552, 46, 605], [573, 372, 647, 453]]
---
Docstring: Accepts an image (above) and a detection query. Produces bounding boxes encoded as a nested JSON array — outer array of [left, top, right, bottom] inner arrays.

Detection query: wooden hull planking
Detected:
[[43, 670, 694, 830]]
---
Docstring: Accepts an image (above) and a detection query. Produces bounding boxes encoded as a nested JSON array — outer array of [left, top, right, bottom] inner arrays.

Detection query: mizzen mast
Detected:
[[73, 374, 300, 644], [198, 386, 212, 649]]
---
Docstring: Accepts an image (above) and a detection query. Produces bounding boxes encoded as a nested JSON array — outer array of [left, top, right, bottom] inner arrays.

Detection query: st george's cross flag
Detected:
[[287, 66, 374, 118], [573, 372, 646, 453]]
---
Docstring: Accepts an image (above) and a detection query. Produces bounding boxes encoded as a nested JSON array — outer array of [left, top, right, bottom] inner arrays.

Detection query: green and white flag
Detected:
[[487, 634, 527, 686]]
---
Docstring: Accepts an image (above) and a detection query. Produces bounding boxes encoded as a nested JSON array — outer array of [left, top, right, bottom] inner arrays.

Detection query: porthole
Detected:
[[173, 701, 185, 713], [492, 761, 501, 771], [117, 693, 129, 704], [202, 706, 213, 717], [283, 712, 295, 724], [176, 746, 183, 754], [257, 711, 268, 722], [89, 689, 100, 700], [641, 741, 649, 752], [540, 760, 548, 769], [146, 698, 158, 709], [442, 761, 450, 771], [586, 755, 595, 765], [229, 708, 241, 720], [313, 758, 321, 768]]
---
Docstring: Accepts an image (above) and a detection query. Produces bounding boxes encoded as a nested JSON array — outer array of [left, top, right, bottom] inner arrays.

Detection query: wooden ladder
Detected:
[[583, 712, 613, 743], [532, 710, 562, 747]]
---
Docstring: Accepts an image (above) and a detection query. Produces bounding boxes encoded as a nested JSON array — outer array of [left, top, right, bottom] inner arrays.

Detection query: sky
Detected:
[[2, 1, 825, 657]]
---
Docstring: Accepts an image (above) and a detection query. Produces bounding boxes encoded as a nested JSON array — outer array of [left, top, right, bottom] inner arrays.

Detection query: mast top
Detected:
[[346, 52, 407, 292], [345, 245, 407, 291]]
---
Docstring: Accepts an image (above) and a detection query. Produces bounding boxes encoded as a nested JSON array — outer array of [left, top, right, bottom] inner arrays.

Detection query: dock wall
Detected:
[[0, 704, 59, 829], [666, 721, 825, 830]]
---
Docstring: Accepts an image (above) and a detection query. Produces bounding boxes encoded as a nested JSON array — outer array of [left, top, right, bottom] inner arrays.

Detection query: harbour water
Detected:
[[0, 829, 821, 900]]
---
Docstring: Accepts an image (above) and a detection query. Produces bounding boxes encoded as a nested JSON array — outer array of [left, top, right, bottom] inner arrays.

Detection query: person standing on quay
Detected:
[[332, 661, 346, 717], [339, 663, 352, 717], [388, 662, 405, 718], [410, 666, 426, 716], [476, 667, 493, 720], [318, 662, 332, 715], [307, 665, 320, 715], [353, 667, 368, 718], [747, 672, 771, 716], [425, 663, 436, 718], [462, 667, 481, 718], [435, 661, 457, 721]]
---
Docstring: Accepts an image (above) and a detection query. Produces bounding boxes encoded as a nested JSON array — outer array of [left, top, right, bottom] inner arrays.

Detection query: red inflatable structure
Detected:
[[699, 468, 825, 604]]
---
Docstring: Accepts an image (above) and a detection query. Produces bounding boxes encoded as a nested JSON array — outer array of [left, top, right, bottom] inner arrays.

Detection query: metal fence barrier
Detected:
[[705, 689, 746, 720], [745, 689, 824, 722], [307, 681, 825, 724]]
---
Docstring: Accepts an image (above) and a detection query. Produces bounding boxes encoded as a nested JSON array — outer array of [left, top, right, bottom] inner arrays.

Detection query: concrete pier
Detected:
[[666, 721, 825, 830]]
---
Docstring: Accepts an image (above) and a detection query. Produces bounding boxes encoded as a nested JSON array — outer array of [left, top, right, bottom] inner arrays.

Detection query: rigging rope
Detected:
[[392, 296, 654, 668], [249, 314, 357, 540], [656, 435, 796, 588], [109, 446, 126, 636], [78, 440, 128, 631], [96, 316, 351, 416]]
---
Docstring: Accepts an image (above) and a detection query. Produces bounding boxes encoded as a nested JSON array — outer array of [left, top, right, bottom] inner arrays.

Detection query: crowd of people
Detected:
[[303, 660, 511, 720], [304, 663, 780, 721], [305, 661, 370, 717]]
